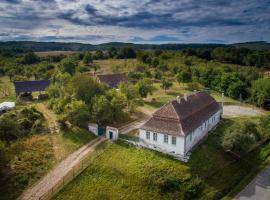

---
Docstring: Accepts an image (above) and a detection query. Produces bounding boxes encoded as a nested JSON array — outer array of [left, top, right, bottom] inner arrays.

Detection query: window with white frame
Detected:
[[146, 131, 150, 140], [190, 133, 192, 142], [164, 134, 168, 143], [153, 132, 157, 141], [172, 136, 176, 145]]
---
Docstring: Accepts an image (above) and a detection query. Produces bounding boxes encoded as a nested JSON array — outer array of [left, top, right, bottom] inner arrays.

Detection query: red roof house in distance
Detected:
[[96, 73, 128, 88], [139, 91, 222, 161]]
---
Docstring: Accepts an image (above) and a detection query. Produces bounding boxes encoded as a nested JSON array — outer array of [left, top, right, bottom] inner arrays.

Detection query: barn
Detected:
[[96, 73, 128, 88], [14, 80, 51, 97], [139, 91, 222, 159]]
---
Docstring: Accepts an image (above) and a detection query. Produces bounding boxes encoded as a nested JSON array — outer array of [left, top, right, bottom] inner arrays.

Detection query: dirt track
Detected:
[[19, 137, 106, 200]]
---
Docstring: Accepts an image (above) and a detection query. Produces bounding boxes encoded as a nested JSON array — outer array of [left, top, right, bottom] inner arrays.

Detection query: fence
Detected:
[[36, 141, 108, 200]]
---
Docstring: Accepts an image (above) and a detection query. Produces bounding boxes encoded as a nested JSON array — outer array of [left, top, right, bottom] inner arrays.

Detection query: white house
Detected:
[[139, 91, 222, 159]]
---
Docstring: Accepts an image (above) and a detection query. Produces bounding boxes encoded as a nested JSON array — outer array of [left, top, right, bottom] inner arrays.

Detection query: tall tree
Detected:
[[161, 78, 173, 93]]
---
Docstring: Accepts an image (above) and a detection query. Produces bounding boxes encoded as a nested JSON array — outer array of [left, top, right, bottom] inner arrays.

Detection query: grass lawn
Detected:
[[52, 117, 270, 200], [141, 82, 238, 113]]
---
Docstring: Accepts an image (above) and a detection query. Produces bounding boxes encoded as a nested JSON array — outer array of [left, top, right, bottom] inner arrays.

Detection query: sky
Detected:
[[0, 0, 270, 44]]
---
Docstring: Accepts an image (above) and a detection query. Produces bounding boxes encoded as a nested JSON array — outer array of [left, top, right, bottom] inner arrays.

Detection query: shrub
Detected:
[[222, 120, 260, 153]]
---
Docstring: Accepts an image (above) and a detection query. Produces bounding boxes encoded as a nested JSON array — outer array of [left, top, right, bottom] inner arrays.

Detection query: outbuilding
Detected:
[[0, 102, 15, 113], [14, 80, 51, 97], [96, 73, 128, 88]]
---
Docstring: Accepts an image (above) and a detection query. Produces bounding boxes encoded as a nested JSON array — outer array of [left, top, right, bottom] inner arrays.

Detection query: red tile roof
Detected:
[[141, 92, 221, 136]]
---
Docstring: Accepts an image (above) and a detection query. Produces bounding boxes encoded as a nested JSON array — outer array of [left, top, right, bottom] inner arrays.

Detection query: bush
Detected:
[[184, 177, 202, 200], [0, 116, 20, 141], [186, 82, 201, 91], [222, 120, 260, 153]]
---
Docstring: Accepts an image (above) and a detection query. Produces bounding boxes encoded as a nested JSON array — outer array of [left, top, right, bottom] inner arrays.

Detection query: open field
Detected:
[[52, 117, 270, 200], [94, 59, 137, 74], [35, 51, 77, 57]]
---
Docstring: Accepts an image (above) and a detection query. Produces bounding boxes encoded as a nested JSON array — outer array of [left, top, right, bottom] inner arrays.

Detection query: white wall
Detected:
[[185, 110, 221, 153], [139, 129, 185, 155], [139, 110, 222, 156]]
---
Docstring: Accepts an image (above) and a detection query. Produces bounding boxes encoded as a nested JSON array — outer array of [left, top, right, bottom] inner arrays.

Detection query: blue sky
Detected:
[[0, 0, 269, 44]]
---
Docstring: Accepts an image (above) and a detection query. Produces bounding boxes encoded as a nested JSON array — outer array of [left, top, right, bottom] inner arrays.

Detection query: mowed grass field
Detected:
[[52, 117, 270, 200]]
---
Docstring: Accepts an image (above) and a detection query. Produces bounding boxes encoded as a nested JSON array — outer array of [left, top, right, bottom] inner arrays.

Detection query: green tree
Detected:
[[83, 51, 93, 65], [59, 58, 76, 75], [136, 78, 154, 98], [161, 78, 173, 93], [250, 78, 270, 107], [222, 120, 260, 153], [0, 116, 20, 141], [106, 89, 127, 121], [22, 52, 40, 64], [67, 100, 90, 128], [118, 47, 136, 59], [91, 95, 111, 125], [119, 83, 143, 112], [227, 80, 247, 100], [107, 47, 118, 58], [46, 84, 60, 98], [176, 70, 192, 84], [68, 74, 105, 104]]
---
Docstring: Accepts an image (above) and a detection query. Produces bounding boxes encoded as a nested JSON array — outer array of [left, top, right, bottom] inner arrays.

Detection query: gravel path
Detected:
[[18, 136, 106, 200], [223, 105, 263, 117]]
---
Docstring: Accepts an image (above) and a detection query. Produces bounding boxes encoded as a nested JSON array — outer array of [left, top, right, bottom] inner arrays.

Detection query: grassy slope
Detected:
[[0, 135, 54, 200], [52, 117, 270, 200]]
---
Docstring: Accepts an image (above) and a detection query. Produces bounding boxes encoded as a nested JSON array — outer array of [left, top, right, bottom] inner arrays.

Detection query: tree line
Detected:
[[183, 47, 270, 69]]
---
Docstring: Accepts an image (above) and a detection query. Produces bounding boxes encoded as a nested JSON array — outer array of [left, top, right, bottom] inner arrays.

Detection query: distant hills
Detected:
[[231, 41, 270, 50], [0, 41, 269, 52]]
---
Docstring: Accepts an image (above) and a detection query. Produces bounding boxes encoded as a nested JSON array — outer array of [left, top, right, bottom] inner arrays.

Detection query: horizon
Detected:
[[0, 0, 270, 44], [0, 40, 269, 46]]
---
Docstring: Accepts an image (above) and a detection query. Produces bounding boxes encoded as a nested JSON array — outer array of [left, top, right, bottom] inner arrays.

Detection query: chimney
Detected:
[[184, 93, 188, 101], [176, 96, 181, 103]]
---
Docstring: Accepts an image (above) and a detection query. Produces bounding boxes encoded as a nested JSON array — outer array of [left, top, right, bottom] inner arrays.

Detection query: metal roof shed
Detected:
[[14, 80, 51, 95]]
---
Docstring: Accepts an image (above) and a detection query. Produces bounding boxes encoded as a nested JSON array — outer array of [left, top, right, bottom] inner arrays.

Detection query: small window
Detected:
[[190, 133, 192, 142], [153, 132, 157, 141], [146, 131, 150, 140], [164, 134, 168, 143], [172, 136, 176, 145]]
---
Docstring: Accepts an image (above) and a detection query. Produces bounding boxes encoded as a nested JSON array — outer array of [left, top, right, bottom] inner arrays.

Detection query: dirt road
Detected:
[[19, 136, 106, 200]]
